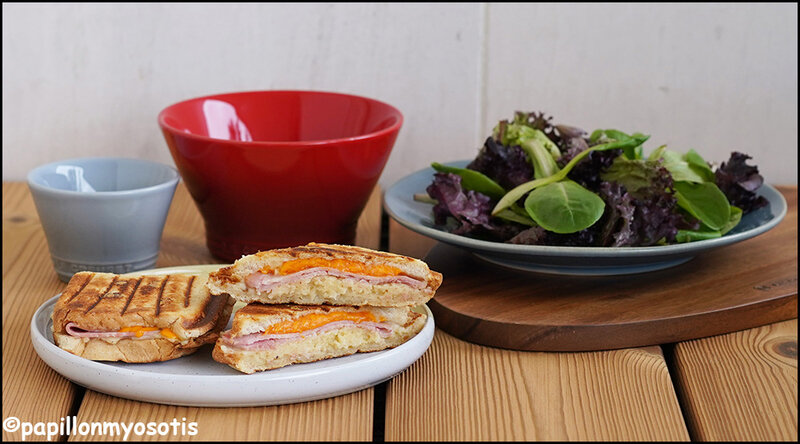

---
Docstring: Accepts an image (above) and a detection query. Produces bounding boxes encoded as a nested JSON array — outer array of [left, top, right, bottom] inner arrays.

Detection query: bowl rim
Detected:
[[157, 89, 404, 147], [27, 156, 180, 198]]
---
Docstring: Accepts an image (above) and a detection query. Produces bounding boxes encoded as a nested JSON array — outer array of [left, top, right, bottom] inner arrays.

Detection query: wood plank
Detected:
[[355, 186, 382, 251], [388, 218, 436, 260], [156, 184, 223, 267], [672, 319, 798, 441], [385, 329, 689, 441], [2, 183, 79, 442], [71, 390, 372, 441]]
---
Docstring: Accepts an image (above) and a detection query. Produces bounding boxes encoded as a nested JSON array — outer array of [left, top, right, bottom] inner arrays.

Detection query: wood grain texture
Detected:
[[1, 182, 380, 441], [355, 186, 382, 251], [672, 319, 798, 441], [70, 390, 372, 441], [388, 218, 436, 260], [385, 329, 689, 441], [156, 184, 223, 267], [2, 183, 79, 441], [421, 187, 797, 351]]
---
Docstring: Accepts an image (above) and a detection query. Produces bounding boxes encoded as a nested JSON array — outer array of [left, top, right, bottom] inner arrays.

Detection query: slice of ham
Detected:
[[64, 322, 161, 339], [221, 320, 394, 351], [245, 267, 426, 293]]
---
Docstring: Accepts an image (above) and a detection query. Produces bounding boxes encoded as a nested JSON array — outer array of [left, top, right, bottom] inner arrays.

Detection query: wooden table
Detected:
[[3, 182, 797, 441]]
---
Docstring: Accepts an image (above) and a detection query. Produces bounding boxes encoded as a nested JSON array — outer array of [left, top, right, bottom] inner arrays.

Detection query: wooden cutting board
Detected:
[[425, 188, 797, 351]]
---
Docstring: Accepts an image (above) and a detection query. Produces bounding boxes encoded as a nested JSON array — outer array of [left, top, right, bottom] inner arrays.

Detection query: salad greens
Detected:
[[418, 111, 769, 247], [524, 181, 605, 234], [431, 162, 505, 199]]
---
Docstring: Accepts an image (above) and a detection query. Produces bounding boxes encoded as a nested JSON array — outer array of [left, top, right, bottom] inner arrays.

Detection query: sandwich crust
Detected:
[[212, 304, 426, 373], [206, 243, 443, 306], [52, 271, 234, 362]]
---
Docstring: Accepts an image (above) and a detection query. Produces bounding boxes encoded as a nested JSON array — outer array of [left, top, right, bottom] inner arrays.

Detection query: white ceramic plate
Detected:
[[384, 161, 787, 275], [30, 265, 435, 407]]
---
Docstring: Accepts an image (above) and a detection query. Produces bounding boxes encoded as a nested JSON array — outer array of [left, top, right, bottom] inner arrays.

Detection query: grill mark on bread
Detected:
[[65, 272, 93, 302], [53, 272, 234, 350], [182, 292, 226, 330], [120, 278, 142, 315], [84, 276, 118, 314], [155, 275, 170, 317], [290, 244, 397, 259], [255, 243, 400, 261], [183, 275, 196, 308]]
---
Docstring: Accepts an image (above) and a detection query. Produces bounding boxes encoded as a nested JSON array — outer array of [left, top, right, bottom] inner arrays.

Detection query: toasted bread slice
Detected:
[[52, 271, 234, 362], [206, 243, 442, 306], [212, 303, 426, 373]]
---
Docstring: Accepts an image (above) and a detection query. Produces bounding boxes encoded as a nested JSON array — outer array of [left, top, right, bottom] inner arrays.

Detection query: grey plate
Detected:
[[384, 161, 788, 276]]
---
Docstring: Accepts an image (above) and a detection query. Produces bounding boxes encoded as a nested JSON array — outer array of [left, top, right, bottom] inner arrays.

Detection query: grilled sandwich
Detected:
[[206, 243, 443, 307], [212, 303, 426, 373], [52, 271, 234, 363]]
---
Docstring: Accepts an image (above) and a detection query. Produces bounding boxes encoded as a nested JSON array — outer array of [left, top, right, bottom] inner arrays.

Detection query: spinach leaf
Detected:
[[431, 163, 506, 199], [591, 129, 646, 160], [673, 181, 731, 230], [675, 229, 721, 243], [494, 208, 537, 226], [524, 181, 605, 234], [720, 205, 743, 235], [492, 134, 649, 215], [675, 202, 740, 243], [600, 156, 666, 199], [684, 149, 716, 182], [651, 149, 708, 183]]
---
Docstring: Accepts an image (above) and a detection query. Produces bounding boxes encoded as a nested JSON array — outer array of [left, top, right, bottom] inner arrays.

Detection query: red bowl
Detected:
[[158, 90, 402, 261]]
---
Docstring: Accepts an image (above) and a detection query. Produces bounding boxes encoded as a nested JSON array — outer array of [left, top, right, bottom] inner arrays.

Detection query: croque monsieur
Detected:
[[206, 243, 443, 307], [212, 303, 426, 374], [53, 271, 234, 363]]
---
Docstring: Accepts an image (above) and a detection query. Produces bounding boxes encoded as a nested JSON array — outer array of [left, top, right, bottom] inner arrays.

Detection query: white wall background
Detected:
[[3, 3, 797, 186]]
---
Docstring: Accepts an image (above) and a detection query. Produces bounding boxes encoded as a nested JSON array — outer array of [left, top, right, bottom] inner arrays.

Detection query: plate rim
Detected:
[[384, 160, 788, 258]]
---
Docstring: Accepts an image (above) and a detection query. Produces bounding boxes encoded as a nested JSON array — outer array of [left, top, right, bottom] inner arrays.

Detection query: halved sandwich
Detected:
[[206, 243, 442, 306], [52, 271, 234, 363], [212, 303, 426, 373]]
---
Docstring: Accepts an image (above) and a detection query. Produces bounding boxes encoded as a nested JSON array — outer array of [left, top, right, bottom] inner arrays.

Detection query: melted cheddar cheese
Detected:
[[262, 311, 381, 335], [160, 328, 178, 340], [260, 258, 403, 277], [118, 326, 177, 339]]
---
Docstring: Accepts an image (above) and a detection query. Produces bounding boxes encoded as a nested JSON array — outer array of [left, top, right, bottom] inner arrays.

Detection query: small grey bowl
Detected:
[[27, 157, 180, 282]]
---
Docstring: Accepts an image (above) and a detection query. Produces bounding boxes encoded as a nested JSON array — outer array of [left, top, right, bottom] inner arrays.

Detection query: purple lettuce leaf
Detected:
[[596, 182, 637, 247], [715, 152, 768, 213], [594, 161, 683, 247], [426, 172, 525, 240], [466, 137, 534, 190], [626, 165, 683, 246], [558, 144, 623, 191]]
